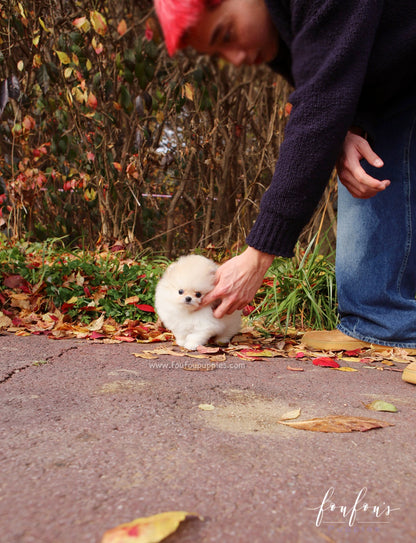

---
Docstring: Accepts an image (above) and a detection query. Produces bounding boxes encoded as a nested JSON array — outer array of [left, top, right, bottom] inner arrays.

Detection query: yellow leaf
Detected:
[[39, 17, 52, 33], [182, 82, 194, 102], [32, 34, 40, 47], [17, 60, 24, 72], [125, 295, 140, 305], [90, 10, 108, 36], [73, 16, 91, 32], [64, 67, 73, 79], [55, 50, 71, 65], [198, 404, 215, 411], [84, 188, 97, 201], [101, 511, 203, 543], [87, 315, 105, 332], [338, 356, 362, 363], [132, 352, 159, 360], [278, 415, 393, 433], [32, 54, 42, 68], [335, 367, 359, 372]]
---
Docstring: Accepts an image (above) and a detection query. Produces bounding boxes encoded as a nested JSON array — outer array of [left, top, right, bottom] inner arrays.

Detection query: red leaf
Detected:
[[313, 357, 340, 368], [3, 274, 31, 292], [134, 303, 155, 312], [90, 331, 106, 339], [242, 304, 255, 316], [344, 349, 362, 357], [61, 302, 74, 313]]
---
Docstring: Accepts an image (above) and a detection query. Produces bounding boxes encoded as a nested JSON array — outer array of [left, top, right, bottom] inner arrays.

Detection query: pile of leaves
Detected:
[[0, 235, 340, 341], [0, 237, 170, 341]]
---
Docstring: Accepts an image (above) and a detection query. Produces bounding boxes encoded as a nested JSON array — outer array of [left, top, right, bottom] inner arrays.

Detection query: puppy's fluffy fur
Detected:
[[155, 255, 241, 350]]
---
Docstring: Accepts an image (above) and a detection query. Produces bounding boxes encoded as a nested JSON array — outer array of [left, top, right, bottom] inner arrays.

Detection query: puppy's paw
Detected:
[[183, 341, 200, 351]]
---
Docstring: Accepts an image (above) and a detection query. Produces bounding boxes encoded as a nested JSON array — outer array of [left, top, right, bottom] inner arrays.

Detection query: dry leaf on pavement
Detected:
[[278, 415, 393, 433], [365, 400, 398, 412], [101, 511, 203, 543], [279, 408, 301, 421]]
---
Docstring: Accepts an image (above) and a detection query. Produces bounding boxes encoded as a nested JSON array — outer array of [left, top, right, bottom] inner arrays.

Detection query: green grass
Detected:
[[252, 237, 338, 333]]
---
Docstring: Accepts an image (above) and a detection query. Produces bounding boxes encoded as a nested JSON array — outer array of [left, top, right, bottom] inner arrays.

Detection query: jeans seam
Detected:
[[396, 110, 416, 296]]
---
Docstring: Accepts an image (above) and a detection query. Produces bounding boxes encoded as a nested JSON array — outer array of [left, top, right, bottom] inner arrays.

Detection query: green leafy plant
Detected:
[[253, 237, 338, 333], [0, 237, 168, 324]]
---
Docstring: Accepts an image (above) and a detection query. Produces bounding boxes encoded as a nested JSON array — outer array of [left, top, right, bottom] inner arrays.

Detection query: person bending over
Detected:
[[154, 0, 416, 353]]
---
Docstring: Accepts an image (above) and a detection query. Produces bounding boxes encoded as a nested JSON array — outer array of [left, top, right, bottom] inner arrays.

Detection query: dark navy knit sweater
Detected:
[[246, 0, 416, 256]]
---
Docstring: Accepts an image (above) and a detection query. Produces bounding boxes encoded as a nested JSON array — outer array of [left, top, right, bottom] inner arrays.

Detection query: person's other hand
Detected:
[[337, 130, 390, 198], [201, 246, 274, 318]]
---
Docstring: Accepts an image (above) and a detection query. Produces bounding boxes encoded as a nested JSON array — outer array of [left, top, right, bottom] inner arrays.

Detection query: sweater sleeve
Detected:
[[246, 0, 384, 256]]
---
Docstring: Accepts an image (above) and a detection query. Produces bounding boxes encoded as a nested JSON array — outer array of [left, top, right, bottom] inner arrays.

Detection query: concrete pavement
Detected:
[[0, 333, 415, 543]]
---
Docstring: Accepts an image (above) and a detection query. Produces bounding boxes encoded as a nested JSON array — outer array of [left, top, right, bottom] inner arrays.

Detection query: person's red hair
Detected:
[[154, 0, 222, 56]]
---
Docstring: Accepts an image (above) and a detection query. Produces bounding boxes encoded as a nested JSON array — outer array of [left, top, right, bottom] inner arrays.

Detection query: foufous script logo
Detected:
[[309, 487, 400, 527]]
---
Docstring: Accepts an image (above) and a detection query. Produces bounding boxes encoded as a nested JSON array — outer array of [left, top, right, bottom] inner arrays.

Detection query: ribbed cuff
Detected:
[[245, 210, 306, 257]]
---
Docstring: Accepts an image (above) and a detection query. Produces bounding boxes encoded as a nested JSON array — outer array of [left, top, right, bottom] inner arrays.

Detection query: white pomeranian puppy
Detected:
[[155, 254, 241, 350]]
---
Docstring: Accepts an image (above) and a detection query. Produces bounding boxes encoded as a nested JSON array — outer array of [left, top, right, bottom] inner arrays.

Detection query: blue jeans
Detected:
[[336, 97, 416, 348]]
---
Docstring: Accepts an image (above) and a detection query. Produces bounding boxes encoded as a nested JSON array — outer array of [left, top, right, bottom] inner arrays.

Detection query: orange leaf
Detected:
[[278, 415, 393, 433], [101, 511, 203, 543], [117, 19, 127, 36]]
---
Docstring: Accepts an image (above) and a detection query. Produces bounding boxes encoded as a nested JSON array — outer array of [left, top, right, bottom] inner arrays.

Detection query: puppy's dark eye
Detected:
[[178, 289, 184, 295], [195, 292, 202, 298]]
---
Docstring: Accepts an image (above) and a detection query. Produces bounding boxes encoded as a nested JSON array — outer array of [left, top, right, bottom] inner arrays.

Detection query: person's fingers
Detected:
[[355, 138, 384, 168]]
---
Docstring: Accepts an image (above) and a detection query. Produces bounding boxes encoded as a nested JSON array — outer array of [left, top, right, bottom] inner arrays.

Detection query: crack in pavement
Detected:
[[0, 345, 79, 384]]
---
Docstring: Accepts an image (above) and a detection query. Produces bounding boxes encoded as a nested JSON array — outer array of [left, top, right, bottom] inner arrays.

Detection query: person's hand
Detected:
[[336, 130, 390, 198], [202, 247, 274, 318]]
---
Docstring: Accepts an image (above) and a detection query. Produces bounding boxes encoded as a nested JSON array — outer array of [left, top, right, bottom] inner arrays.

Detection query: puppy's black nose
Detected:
[[185, 296, 192, 303]]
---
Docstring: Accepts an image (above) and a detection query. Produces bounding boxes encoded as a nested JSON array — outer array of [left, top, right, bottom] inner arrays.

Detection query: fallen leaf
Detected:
[[0, 312, 12, 329], [90, 10, 108, 36], [133, 352, 159, 360], [125, 295, 140, 305], [198, 404, 215, 411], [279, 408, 301, 421], [295, 351, 306, 358], [338, 356, 363, 363], [343, 349, 363, 356], [197, 345, 220, 354], [365, 400, 398, 413], [209, 354, 227, 363], [312, 357, 340, 368], [101, 511, 203, 543], [335, 367, 359, 372], [287, 365, 304, 372], [278, 415, 393, 433]]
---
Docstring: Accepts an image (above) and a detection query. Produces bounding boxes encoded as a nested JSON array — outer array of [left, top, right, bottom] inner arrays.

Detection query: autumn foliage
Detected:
[[0, 0, 311, 256]]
